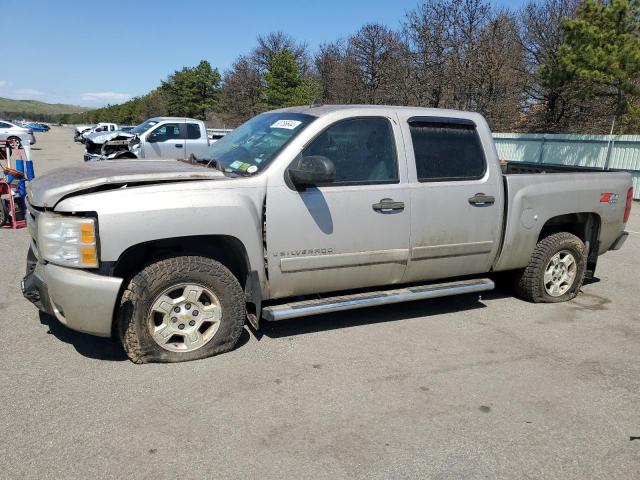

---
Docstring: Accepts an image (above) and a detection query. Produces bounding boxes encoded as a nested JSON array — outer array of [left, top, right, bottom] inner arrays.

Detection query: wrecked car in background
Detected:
[[73, 124, 94, 142], [83, 117, 211, 161]]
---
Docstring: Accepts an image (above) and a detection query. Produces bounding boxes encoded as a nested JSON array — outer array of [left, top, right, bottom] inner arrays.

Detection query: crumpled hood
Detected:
[[28, 159, 225, 208], [85, 130, 135, 144]]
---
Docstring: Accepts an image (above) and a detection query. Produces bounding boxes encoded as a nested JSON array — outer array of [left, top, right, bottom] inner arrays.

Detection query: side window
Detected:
[[409, 121, 486, 181], [302, 117, 398, 184], [0, 122, 10, 128], [148, 123, 181, 142], [186, 123, 201, 139]]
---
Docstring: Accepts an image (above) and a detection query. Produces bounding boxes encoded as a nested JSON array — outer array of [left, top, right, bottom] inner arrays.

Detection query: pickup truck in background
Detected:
[[22, 105, 632, 364], [78, 123, 119, 143], [83, 117, 210, 162]]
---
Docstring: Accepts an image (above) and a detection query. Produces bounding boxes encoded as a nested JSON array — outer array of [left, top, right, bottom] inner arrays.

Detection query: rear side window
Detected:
[[409, 121, 485, 181], [0, 122, 11, 128], [186, 123, 201, 139]]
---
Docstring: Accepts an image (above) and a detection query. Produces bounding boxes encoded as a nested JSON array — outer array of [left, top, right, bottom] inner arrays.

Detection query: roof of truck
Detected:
[[273, 104, 485, 122], [147, 116, 204, 122]]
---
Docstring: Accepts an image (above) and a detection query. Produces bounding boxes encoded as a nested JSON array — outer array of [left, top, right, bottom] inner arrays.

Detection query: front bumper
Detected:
[[22, 247, 123, 337]]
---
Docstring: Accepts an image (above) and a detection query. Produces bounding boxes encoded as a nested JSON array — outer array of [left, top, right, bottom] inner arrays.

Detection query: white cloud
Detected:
[[81, 92, 131, 103], [14, 88, 44, 97]]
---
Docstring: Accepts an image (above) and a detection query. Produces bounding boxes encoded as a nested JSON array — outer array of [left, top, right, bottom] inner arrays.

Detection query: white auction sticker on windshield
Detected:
[[270, 119, 302, 130], [247, 165, 258, 173]]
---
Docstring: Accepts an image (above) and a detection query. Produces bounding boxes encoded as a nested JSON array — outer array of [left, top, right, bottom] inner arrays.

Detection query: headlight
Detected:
[[38, 215, 98, 268]]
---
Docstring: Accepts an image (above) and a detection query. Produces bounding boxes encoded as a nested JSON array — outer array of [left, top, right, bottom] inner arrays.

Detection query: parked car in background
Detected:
[[24, 122, 50, 132], [73, 124, 94, 142], [0, 119, 36, 146], [80, 123, 119, 143], [83, 117, 210, 161], [22, 105, 632, 364]]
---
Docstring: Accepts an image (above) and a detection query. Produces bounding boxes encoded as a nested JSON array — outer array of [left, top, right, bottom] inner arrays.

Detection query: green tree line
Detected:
[[62, 0, 640, 134]]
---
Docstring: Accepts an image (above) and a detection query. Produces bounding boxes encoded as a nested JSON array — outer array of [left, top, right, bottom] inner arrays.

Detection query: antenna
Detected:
[[310, 97, 322, 108]]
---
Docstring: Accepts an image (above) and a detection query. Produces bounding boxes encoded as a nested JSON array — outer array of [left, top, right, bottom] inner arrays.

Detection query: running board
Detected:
[[262, 278, 494, 322]]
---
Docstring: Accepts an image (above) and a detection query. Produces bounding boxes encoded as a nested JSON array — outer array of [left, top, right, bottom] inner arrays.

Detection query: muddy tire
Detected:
[[117, 256, 246, 364], [515, 232, 587, 303]]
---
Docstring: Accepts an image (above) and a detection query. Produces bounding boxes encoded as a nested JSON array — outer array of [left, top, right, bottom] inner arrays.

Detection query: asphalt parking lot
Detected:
[[1, 127, 639, 479]]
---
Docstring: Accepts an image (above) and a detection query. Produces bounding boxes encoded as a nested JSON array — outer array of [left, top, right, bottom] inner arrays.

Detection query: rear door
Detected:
[[401, 116, 504, 283], [144, 121, 186, 159], [184, 122, 208, 158], [265, 115, 411, 298]]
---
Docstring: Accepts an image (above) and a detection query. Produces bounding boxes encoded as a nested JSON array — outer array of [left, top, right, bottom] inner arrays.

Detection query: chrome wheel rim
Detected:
[[543, 250, 577, 297], [147, 283, 222, 353]]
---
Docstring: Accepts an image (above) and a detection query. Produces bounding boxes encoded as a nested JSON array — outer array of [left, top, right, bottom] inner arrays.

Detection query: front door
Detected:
[[400, 116, 504, 283], [266, 115, 411, 299], [144, 122, 186, 159]]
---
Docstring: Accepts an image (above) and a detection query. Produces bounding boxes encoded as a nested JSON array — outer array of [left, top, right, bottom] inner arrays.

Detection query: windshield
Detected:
[[207, 112, 315, 175], [131, 119, 159, 135]]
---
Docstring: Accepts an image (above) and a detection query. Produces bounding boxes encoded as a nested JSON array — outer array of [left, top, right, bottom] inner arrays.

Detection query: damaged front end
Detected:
[[84, 132, 140, 162]]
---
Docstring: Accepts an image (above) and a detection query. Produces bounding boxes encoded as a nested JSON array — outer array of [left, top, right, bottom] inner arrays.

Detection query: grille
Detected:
[[26, 202, 40, 258]]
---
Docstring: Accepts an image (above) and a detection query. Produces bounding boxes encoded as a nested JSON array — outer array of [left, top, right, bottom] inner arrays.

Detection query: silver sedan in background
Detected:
[[0, 120, 36, 147]]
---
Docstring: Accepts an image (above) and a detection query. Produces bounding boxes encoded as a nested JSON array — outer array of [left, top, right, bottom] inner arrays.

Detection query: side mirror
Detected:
[[288, 155, 335, 188]]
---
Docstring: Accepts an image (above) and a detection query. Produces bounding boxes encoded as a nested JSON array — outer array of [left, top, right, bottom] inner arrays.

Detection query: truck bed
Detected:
[[492, 166, 632, 272]]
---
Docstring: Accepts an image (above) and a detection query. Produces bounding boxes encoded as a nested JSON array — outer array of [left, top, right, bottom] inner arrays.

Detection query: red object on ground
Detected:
[[0, 180, 27, 230]]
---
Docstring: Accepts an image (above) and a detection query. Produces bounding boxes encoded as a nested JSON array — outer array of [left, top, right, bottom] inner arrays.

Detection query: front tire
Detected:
[[515, 232, 587, 303], [117, 256, 246, 363]]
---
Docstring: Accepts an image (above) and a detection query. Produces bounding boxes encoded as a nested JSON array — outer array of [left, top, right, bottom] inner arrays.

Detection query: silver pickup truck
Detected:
[[83, 117, 210, 162], [22, 105, 633, 363]]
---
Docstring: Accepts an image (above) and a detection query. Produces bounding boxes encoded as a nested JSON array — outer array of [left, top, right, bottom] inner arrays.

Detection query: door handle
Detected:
[[372, 198, 405, 213], [175, 144, 183, 148], [468, 193, 495, 206]]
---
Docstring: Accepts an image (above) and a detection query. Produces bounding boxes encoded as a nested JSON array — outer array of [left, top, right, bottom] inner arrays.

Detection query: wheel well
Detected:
[[113, 151, 137, 159], [112, 235, 251, 287], [538, 212, 601, 276]]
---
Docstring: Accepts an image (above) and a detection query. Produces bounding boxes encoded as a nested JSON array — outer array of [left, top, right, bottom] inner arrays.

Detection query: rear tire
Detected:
[[515, 232, 587, 303], [117, 256, 246, 363]]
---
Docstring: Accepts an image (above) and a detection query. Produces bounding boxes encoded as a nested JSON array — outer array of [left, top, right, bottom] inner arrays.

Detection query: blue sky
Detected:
[[0, 0, 526, 107]]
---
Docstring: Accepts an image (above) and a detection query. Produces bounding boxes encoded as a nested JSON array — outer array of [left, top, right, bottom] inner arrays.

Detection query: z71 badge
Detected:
[[600, 193, 619, 204]]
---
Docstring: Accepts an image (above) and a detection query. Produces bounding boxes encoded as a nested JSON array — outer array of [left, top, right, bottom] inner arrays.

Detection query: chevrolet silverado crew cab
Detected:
[[22, 105, 632, 363], [83, 117, 210, 162]]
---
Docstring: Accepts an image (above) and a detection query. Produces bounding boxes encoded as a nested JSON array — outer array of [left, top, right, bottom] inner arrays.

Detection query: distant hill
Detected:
[[0, 97, 92, 122]]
